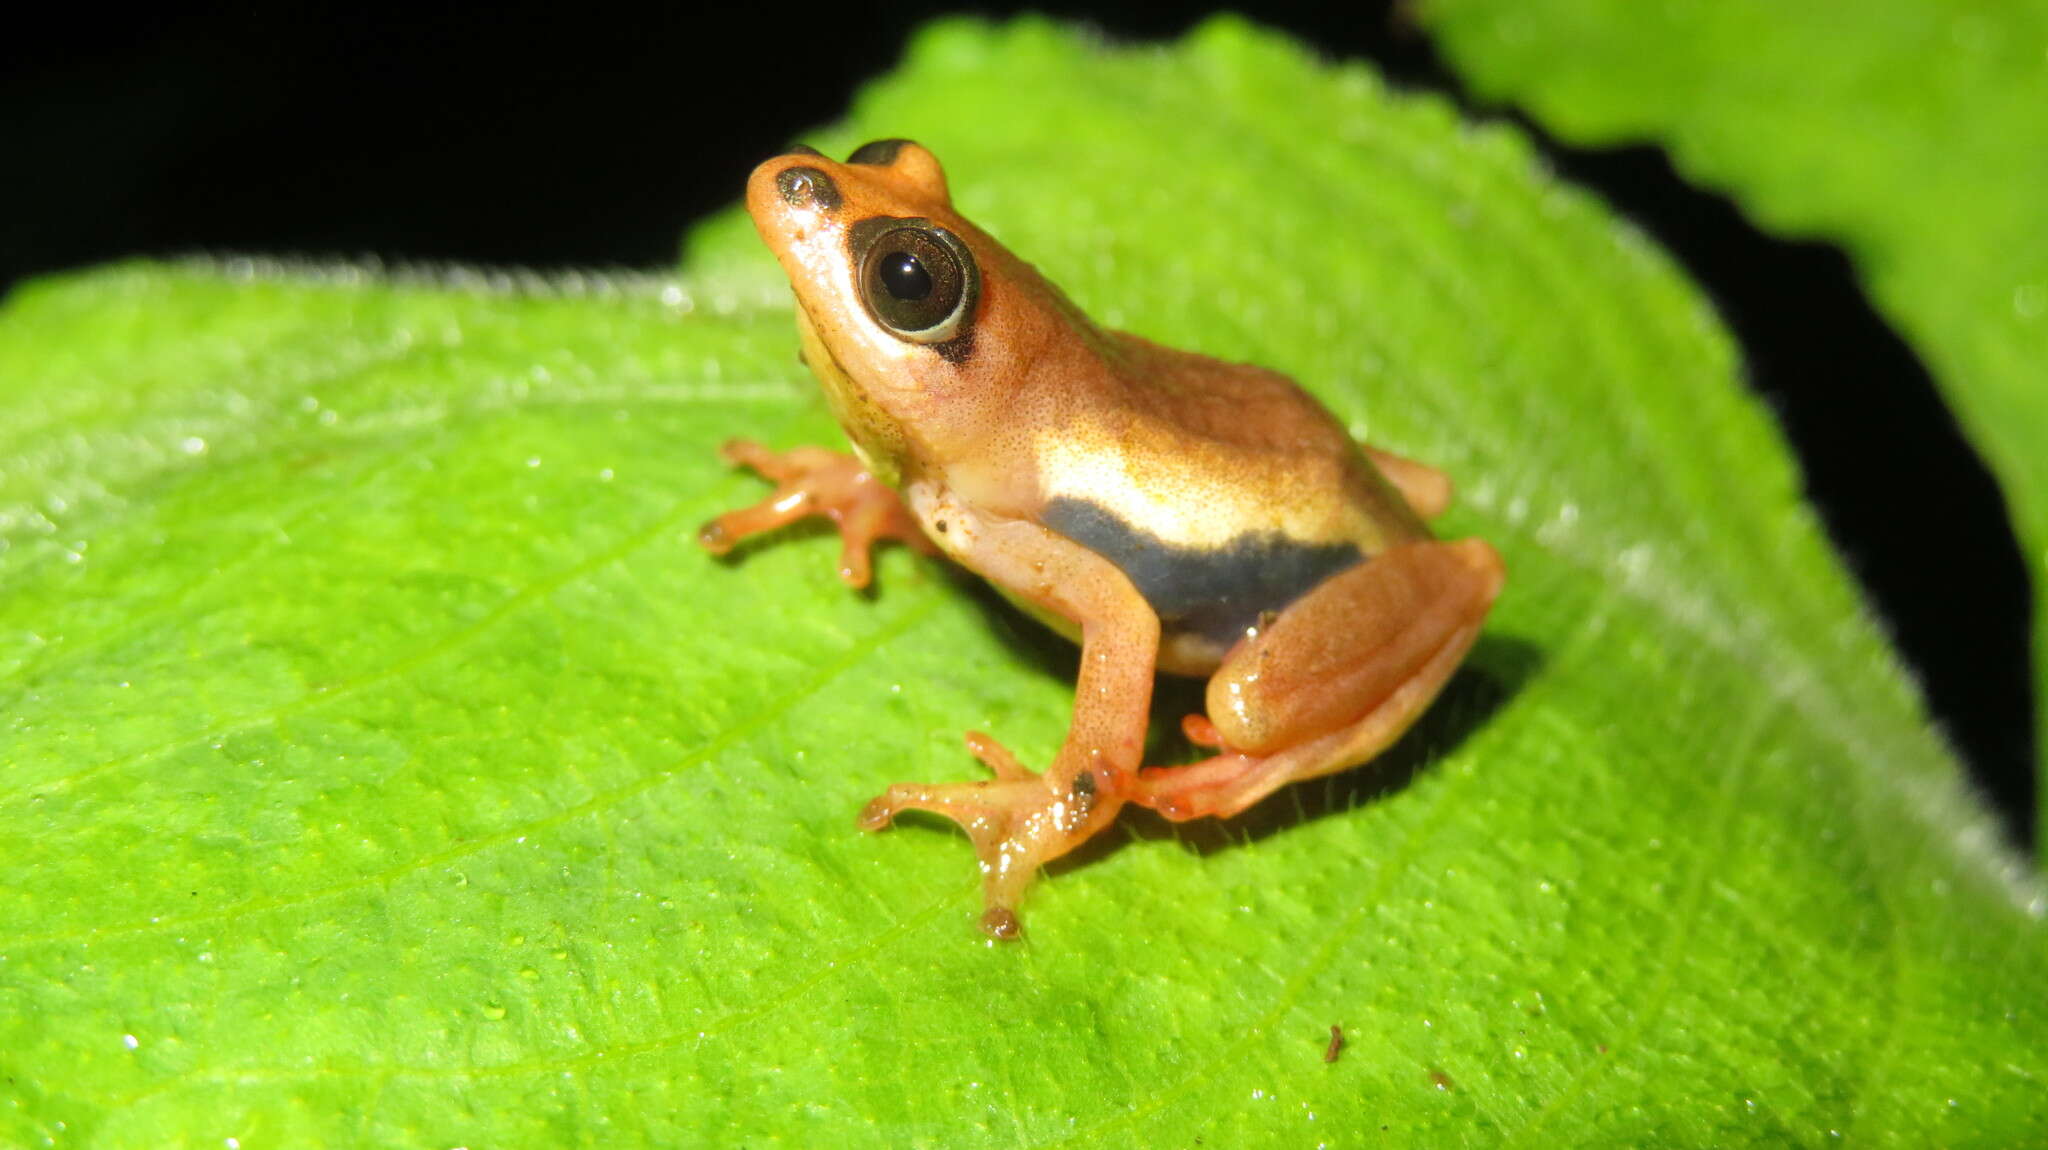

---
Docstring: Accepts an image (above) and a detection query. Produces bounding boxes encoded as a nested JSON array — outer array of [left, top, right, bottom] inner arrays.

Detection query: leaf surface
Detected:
[[2, 17, 2044, 1147], [1424, 0, 2048, 849]]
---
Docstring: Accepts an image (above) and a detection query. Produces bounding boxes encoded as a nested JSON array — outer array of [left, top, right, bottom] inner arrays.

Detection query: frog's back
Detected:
[[1032, 334, 1428, 671]]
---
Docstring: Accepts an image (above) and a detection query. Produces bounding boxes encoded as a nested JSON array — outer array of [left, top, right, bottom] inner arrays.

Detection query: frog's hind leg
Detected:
[[1364, 446, 1453, 520], [1133, 538, 1503, 821]]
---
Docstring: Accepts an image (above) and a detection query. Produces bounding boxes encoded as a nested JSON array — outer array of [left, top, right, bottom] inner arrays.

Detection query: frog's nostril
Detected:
[[775, 165, 841, 212]]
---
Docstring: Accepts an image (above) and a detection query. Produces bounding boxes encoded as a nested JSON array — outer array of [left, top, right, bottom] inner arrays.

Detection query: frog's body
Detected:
[[999, 332, 1431, 672], [700, 141, 1502, 938]]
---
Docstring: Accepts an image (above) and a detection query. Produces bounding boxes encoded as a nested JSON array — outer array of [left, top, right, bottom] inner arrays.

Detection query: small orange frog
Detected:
[[701, 140, 1503, 939]]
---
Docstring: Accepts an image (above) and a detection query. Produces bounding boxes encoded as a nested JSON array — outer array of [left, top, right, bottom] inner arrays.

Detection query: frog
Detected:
[[699, 139, 1504, 940]]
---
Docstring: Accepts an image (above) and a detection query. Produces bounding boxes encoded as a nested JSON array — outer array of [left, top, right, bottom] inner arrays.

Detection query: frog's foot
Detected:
[[1135, 646, 1473, 821], [859, 732, 1123, 940], [697, 439, 934, 588], [1135, 737, 1371, 822], [1150, 714, 1340, 819], [1160, 714, 1291, 812], [1134, 538, 1503, 822]]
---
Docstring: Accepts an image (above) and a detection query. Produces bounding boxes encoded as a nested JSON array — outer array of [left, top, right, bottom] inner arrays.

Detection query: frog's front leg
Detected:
[[697, 439, 933, 588], [858, 506, 1160, 939], [1134, 538, 1503, 821]]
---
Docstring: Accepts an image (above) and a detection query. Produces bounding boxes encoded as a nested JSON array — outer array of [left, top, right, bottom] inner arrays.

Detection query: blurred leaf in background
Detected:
[[1, 14, 2043, 1148]]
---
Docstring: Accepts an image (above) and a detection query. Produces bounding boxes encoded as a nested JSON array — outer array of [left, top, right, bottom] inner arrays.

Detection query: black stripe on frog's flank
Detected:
[[1042, 497, 1365, 650], [848, 138, 915, 165], [776, 166, 840, 211]]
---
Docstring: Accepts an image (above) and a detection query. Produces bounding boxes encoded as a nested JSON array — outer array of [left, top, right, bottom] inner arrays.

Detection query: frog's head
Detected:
[[747, 140, 1057, 486]]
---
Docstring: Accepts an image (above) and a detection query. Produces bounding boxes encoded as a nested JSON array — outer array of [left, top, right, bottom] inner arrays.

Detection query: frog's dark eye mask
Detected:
[[850, 216, 979, 352]]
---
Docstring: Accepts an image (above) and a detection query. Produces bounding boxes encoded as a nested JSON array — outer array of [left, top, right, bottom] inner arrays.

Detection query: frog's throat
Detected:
[[794, 303, 906, 488]]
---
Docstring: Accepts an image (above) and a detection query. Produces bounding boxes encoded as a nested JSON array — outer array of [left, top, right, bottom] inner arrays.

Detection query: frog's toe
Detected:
[[963, 730, 1037, 780], [855, 777, 1029, 846], [856, 771, 1120, 938], [857, 777, 1022, 832], [1179, 713, 1225, 748], [1135, 753, 1261, 821], [856, 794, 898, 831]]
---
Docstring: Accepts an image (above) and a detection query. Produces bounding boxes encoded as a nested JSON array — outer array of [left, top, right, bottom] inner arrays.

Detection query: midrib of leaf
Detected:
[[1475, 491, 2032, 908]]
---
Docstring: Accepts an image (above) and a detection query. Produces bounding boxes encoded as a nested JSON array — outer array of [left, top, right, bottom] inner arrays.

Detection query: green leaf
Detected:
[[4, 16, 2044, 1146], [1421, 0, 2048, 851]]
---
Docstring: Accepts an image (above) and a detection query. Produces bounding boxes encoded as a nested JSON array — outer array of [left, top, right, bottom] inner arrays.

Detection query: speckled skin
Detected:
[[701, 141, 1504, 939]]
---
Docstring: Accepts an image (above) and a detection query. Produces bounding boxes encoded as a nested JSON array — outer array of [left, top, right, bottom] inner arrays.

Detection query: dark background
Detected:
[[6, 1, 2033, 845]]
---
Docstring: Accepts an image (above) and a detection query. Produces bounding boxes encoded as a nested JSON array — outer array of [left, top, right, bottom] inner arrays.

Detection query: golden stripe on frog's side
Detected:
[[1030, 417, 1385, 554]]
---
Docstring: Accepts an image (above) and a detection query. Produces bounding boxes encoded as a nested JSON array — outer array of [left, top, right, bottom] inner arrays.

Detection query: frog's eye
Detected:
[[858, 225, 977, 343]]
